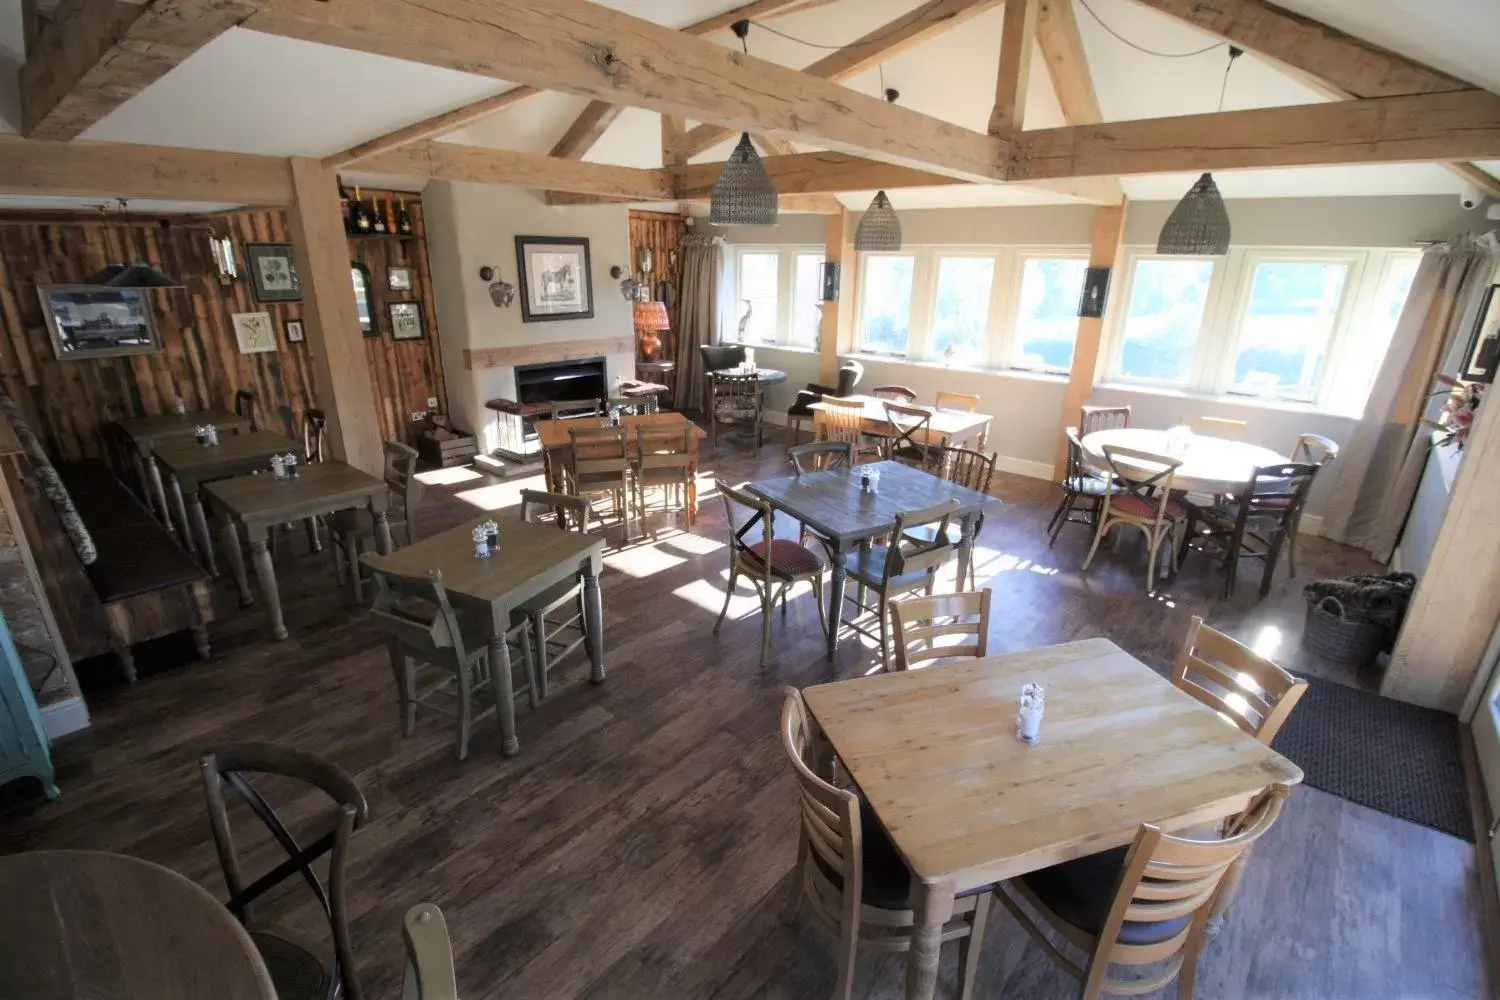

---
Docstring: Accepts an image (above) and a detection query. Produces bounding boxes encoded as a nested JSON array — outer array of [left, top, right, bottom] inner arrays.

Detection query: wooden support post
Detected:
[[1053, 202, 1126, 479], [989, 0, 1039, 135], [286, 157, 383, 476], [661, 116, 686, 169], [819, 210, 857, 384]]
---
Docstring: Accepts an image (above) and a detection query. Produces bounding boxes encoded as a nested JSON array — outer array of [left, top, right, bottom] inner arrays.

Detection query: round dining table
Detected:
[[0, 850, 276, 1000], [708, 366, 788, 387], [1081, 427, 1290, 495]]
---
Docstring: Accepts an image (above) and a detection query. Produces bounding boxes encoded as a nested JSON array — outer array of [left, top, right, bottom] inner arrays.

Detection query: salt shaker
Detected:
[[284, 453, 299, 478], [204, 425, 220, 446], [270, 454, 287, 479], [867, 468, 881, 493], [484, 520, 499, 552], [860, 469, 872, 493], [194, 424, 208, 445], [472, 525, 491, 559], [1017, 683, 1045, 744]]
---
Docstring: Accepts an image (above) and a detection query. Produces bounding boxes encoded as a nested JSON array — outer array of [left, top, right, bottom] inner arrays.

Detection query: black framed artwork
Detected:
[[389, 301, 426, 341], [245, 243, 302, 303], [285, 318, 305, 343], [38, 285, 161, 360], [352, 262, 377, 337], [1461, 283, 1500, 385], [515, 236, 593, 323], [1077, 266, 1111, 319]]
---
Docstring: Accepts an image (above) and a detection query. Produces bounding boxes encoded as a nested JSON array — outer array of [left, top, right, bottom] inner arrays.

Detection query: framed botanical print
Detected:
[[38, 285, 161, 360], [388, 265, 415, 292], [389, 301, 425, 341], [515, 236, 593, 323], [1462, 283, 1500, 385], [245, 243, 301, 302], [232, 311, 277, 354]]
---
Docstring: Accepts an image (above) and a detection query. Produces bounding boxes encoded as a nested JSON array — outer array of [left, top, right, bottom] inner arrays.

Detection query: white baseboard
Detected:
[[41, 695, 90, 740], [1298, 514, 1325, 537]]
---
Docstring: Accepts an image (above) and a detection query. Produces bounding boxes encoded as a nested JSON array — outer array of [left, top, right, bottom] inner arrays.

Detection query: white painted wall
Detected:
[[423, 181, 635, 453]]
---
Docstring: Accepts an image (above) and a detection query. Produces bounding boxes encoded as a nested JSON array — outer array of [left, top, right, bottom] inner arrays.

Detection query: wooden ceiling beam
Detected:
[[360, 141, 675, 200], [0, 134, 294, 204], [20, 0, 255, 140], [989, 0, 1039, 136], [750, 136, 844, 214], [1006, 90, 1500, 181], [1035, 0, 1124, 203], [327, 86, 540, 169], [249, 0, 1009, 182], [672, 0, 1006, 161]]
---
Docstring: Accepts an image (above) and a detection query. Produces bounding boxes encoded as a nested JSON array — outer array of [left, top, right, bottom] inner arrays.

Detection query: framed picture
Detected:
[[1078, 266, 1111, 319], [232, 311, 277, 354], [285, 318, 305, 343], [245, 243, 301, 303], [515, 236, 593, 323], [38, 285, 161, 360], [352, 262, 377, 337], [388, 265, 415, 292], [1462, 284, 1500, 385], [389, 301, 426, 341]]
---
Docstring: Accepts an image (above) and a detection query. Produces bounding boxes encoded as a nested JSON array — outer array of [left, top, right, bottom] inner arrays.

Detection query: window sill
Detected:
[[844, 353, 1069, 385], [1093, 381, 1361, 420]]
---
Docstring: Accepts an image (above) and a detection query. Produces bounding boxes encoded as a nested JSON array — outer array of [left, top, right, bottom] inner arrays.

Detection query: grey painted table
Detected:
[[114, 409, 250, 530], [746, 461, 1002, 660]]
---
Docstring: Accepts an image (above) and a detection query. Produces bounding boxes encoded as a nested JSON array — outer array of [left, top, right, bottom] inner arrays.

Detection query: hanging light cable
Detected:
[[85, 199, 183, 287], [854, 86, 904, 252], [709, 20, 779, 226], [1157, 47, 1241, 256]]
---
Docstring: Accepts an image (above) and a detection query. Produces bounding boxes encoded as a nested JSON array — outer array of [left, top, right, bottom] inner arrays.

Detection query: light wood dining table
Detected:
[[0, 849, 276, 1000], [1082, 427, 1290, 495], [808, 394, 993, 450], [360, 513, 605, 756], [114, 409, 251, 529], [537, 411, 707, 511], [801, 637, 1303, 1000]]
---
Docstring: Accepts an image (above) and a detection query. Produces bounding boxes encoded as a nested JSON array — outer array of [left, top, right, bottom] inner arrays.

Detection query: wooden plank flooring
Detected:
[[0, 432, 1486, 1000]]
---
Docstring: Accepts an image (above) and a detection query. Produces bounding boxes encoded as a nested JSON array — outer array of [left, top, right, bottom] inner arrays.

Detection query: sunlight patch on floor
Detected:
[[416, 467, 484, 486], [672, 577, 756, 617], [660, 532, 726, 557], [604, 545, 686, 578], [454, 476, 546, 512], [1251, 625, 1282, 658]]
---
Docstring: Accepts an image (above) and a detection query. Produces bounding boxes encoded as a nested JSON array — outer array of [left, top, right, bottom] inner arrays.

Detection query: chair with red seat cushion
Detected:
[[1178, 461, 1321, 598], [713, 480, 828, 666], [1081, 445, 1185, 593]]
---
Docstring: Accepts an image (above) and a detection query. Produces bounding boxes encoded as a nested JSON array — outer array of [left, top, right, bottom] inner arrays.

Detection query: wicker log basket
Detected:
[[1301, 573, 1416, 668]]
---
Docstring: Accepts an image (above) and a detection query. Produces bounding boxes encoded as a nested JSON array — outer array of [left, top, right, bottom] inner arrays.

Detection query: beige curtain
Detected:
[[672, 232, 724, 412], [1322, 237, 1497, 561]]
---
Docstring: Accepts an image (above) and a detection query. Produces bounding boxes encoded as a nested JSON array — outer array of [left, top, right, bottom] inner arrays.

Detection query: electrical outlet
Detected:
[[426, 397, 438, 409], [411, 410, 427, 423]]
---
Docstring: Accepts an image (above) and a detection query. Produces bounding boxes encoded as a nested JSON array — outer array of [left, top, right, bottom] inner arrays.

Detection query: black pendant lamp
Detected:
[[1157, 48, 1241, 256], [85, 200, 183, 287], [708, 20, 779, 226], [853, 89, 904, 252]]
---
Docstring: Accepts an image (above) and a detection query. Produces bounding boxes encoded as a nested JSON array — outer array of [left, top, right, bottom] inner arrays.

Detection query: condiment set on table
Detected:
[[269, 453, 300, 479], [1017, 683, 1045, 745], [472, 520, 501, 558], [193, 424, 221, 446]]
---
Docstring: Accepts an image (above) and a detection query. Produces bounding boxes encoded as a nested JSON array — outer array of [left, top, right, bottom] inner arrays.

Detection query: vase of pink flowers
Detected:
[[1423, 374, 1485, 448]]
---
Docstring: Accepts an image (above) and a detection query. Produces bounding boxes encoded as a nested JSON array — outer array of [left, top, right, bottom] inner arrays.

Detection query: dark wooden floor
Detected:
[[0, 431, 1487, 1000]]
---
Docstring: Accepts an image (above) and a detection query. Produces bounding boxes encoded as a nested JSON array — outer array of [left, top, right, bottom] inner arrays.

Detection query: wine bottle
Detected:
[[372, 197, 388, 234], [352, 186, 372, 233], [396, 198, 414, 235]]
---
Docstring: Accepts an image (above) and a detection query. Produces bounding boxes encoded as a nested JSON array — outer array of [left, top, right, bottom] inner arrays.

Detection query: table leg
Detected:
[[220, 518, 253, 607], [976, 419, 990, 452], [489, 628, 520, 757], [187, 492, 218, 577], [583, 558, 606, 684], [168, 474, 195, 554], [130, 448, 156, 517], [304, 516, 323, 554], [248, 526, 287, 640], [905, 876, 956, 1000], [372, 508, 395, 555], [956, 514, 976, 591], [146, 455, 174, 532], [826, 542, 847, 661]]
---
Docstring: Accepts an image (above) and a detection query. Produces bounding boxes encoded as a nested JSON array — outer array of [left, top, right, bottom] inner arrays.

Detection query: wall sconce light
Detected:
[[479, 265, 514, 307], [209, 232, 238, 286], [818, 261, 841, 302]]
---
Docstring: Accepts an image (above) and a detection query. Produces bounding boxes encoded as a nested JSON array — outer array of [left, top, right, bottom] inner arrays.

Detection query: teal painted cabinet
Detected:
[[0, 612, 58, 799]]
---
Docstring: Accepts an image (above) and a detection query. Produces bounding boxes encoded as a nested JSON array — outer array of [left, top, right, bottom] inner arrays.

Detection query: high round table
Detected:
[[708, 366, 787, 387], [1081, 427, 1290, 495], [0, 850, 277, 1000]]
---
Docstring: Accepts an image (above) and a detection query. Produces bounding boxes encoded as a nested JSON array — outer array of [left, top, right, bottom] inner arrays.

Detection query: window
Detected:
[[1114, 258, 1216, 383], [1012, 256, 1088, 372], [858, 254, 916, 355], [791, 252, 824, 348], [929, 256, 995, 366], [735, 251, 778, 344], [1227, 258, 1353, 400]]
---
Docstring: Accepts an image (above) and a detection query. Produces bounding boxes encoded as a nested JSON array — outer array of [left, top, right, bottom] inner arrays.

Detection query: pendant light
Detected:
[[709, 20, 779, 226], [84, 200, 183, 288], [854, 88, 903, 252], [1157, 47, 1241, 256]]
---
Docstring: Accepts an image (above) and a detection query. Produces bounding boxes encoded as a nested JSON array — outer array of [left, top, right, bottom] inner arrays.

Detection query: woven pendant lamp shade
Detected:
[[710, 133, 779, 226], [1156, 173, 1231, 255], [854, 191, 902, 251]]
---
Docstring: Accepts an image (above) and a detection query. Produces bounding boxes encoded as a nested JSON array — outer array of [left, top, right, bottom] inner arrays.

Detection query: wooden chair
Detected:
[[517, 489, 594, 701], [789, 440, 853, 474], [401, 904, 457, 1000], [934, 390, 981, 412], [1081, 446, 1185, 593], [814, 397, 881, 462], [841, 501, 959, 671], [1079, 404, 1130, 436], [879, 401, 937, 469], [363, 564, 533, 760], [708, 371, 763, 452], [234, 389, 259, 431], [1178, 461, 1320, 597], [633, 424, 695, 530], [1173, 616, 1307, 745], [1048, 427, 1124, 547], [869, 385, 918, 403], [331, 441, 424, 600], [568, 425, 633, 538], [713, 480, 828, 667], [1193, 415, 1248, 438], [780, 688, 992, 1000], [995, 784, 1291, 1000], [550, 399, 602, 421], [889, 590, 992, 671], [200, 743, 370, 1000], [304, 409, 328, 463], [788, 360, 863, 444], [912, 446, 996, 588], [1287, 433, 1340, 573]]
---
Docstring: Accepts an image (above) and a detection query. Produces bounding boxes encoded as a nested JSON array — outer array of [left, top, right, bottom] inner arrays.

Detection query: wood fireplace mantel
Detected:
[[463, 337, 635, 370]]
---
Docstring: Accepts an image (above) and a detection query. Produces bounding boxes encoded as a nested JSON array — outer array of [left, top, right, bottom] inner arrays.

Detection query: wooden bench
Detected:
[[35, 462, 214, 682]]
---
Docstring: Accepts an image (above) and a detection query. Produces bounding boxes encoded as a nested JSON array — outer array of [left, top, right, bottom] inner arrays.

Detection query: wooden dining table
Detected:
[[1082, 427, 1290, 495], [205, 460, 393, 640], [809, 394, 994, 450], [114, 409, 251, 529], [747, 461, 1001, 659], [802, 638, 1303, 1000], [537, 411, 707, 508], [0, 849, 276, 1000], [151, 429, 301, 573], [360, 513, 605, 756]]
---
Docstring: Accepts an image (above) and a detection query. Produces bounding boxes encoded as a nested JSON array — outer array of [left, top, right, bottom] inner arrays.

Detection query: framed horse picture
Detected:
[[515, 236, 593, 323]]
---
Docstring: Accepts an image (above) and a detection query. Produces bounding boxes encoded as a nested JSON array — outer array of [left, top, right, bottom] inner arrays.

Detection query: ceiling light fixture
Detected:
[[1157, 48, 1240, 256], [84, 200, 184, 287], [854, 88, 904, 252], [709, 20, 779, 227]]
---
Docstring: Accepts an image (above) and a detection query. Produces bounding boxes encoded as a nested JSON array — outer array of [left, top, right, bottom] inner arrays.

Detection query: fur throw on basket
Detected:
[[1302, 572, 1416, 628]]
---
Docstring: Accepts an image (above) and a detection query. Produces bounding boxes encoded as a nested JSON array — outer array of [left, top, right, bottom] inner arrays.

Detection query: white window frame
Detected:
[[727, 245, 824, 349], [855, 250, 921, 357], [1006, 249, 1091, 374], [1102, 250, 1231, 389]]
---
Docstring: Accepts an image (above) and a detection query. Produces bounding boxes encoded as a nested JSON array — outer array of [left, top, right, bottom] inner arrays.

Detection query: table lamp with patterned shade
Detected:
[[634, 300, 670, 361]]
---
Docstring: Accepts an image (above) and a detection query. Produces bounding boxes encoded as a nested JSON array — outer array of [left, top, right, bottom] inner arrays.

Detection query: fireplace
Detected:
[[487, 357, 607, 463]]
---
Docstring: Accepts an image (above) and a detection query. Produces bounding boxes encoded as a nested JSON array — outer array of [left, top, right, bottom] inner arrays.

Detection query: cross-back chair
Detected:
[[713, 480, 828, 667], [889, 590, 992, 671], [841, 500, 959, 671], [401, 904, 457, 1000], [517, 489, 595, 700], [880, 401, 937, 469], [790, 440, 853, 474], [910, 446, 996, 589], [1179, 461, 1321, 597], [780, 689, 993, 1000], [200, 742, 370, 1000], [869, 385, 918, 404], [331, 441, 424, 600], [1081, 446, 1185, 593]]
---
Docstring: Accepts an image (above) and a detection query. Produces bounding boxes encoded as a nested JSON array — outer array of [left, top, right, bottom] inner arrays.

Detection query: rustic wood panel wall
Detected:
[[628, 210, 686, 361], [0, 190, 445, 463]]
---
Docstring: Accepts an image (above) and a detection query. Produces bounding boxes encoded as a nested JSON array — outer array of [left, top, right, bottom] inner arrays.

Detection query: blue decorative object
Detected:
[[0, 613, 59, 800]]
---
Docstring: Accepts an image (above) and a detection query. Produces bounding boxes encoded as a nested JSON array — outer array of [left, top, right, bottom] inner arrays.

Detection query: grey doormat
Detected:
[[1271, 676, 1473, 841]]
